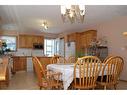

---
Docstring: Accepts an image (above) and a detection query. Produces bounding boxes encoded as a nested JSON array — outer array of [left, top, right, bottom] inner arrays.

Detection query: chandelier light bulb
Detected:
[[61, 5, 66, 14], [65, 5, 71, 10], [61, 5, 85, 23], [42, 21, 48, 30]]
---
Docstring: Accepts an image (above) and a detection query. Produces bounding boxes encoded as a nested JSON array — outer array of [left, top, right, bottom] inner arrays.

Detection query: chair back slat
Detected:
[[32, 56, 62, 89], [67, 56, 77, 63], [32, 56, 48, 86], [50, 55, 60, 64], [74, 56, 102, 89], [57, 56, 67, 64], [100, 56, 124, 85]]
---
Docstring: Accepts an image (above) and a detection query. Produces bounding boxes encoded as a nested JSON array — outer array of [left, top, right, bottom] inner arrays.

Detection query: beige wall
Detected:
[[87, 16, 127, 80]]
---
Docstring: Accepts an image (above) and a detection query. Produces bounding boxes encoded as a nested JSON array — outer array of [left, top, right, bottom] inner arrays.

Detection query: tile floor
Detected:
[[0, 70, 127, 90]]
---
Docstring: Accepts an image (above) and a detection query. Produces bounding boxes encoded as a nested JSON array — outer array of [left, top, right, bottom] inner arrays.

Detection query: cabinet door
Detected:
[[26, 36, 33, 48], [13, 57, 20, 71], [20, 57, 27, 71], [19, 35, 44, 48], [81, 34, 87, 48], [13, 57, 27, 72], [86, 33, 92, 46], [86, 31, 97, 47], [19, 36, 27, 48], [32, 36, 38, 44], [38, 36, 44, 44]]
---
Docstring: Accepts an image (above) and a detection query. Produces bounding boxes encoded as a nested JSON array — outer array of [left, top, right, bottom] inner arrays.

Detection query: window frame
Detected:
[[44, 38, 55, 56]]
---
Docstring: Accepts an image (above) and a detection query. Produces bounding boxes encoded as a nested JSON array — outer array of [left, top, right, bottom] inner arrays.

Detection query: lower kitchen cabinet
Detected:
[[12, 56, 27, 72]]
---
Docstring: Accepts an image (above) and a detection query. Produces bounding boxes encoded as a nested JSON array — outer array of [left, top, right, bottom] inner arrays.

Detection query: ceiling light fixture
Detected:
[[42, 21, 48, 30], [61, 5, 85, 24], [123, 32, 127, 36]]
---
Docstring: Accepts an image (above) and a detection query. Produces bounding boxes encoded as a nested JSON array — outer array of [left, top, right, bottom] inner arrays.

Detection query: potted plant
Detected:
[[0, 40, 7, 55]]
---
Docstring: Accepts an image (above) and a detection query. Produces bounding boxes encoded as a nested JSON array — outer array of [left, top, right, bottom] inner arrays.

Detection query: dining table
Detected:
[[47, 63, 106, 90], [0, 57, 9, 88], [47, 63, 74, 90], [0, 64, 7, 81]]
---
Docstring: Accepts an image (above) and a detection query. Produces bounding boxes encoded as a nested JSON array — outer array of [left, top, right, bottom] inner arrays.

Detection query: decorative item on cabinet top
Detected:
[[86, 36, 108, 61]]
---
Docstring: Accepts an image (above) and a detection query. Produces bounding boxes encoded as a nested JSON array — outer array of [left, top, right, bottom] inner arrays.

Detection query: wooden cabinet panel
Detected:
[[12, 56, 27, 72], [32, 36, 38, 44], [26, 36, 33, 48], [19, 36, 27, 48], [64, 30, 97, 56], [19, 57, 27, 70], [65, 33, 76, 43], [85, 31, 97, 46], [38, 36, 44, 43], [19, 35, 44, 48], [83, 30, 97, 47], [81, 33, 87, 48]]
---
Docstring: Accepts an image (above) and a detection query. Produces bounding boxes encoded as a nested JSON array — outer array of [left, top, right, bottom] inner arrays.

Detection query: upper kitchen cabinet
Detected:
[[65, 33, 77, 43], [64, 30, 97, 51], [18, 35, 27, 48], [80, 30, 97, 49], [18, 35, 44, 48]]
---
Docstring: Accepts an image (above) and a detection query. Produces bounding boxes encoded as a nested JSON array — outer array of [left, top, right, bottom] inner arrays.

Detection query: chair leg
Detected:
[[114, 84, 117, 90], [104, 86, 106, 90], [40, 86, 42, 90]]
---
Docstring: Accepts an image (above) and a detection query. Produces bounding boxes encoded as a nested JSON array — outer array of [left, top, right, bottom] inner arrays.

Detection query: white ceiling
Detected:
[[0, 5, 127, 34]]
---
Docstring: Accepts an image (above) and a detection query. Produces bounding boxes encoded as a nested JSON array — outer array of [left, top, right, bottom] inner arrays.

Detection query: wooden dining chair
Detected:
[[50, 55, 60, 64], [67, 56, 77, 63], [0, 57, 9, 88], [57, 56, 67, 64], [97, 56, 124, 89], [103, 55, 114, 63], [32, 56, 62, 90], [73, 56, 102, 89]]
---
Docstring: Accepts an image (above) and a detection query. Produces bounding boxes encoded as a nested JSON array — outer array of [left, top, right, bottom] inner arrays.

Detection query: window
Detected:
[[44, 39, 55, 56], [0, 36, 17, 51]]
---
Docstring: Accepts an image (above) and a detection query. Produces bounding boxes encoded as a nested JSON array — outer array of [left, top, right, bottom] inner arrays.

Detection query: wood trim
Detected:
[[19, 34, 44, 37], [119, 79, 127, 82]]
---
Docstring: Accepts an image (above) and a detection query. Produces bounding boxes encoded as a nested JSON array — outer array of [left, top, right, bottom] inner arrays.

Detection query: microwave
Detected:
[[33, 43, 44, 49]]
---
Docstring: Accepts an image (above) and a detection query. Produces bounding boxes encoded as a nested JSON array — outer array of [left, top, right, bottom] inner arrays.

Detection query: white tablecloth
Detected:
[[47, 63, 105, 90], [47, 63, 74, 90]]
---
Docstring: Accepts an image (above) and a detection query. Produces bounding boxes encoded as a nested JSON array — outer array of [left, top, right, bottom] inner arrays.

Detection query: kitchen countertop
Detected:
[[12, 56, 52, 58]]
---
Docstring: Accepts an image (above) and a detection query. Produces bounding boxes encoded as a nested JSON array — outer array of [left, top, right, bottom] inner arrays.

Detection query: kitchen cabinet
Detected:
[[65, 33, 77, 43], [19, 35, 27, 48], [80, 30, 97, 49], [12, 56, 27, 72], [64, 30, 97, 57], [18, 35, 44, 48]]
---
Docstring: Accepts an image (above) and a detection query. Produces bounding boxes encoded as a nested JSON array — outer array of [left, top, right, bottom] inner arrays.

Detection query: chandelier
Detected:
[[61, 5, 85, 23], [42, 21, 48, 30]]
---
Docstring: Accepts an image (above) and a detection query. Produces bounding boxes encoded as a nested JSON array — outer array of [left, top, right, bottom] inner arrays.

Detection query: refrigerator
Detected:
[[65, 42, 75, 59]]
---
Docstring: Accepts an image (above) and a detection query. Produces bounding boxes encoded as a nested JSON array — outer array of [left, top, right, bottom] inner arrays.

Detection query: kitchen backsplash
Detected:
[[14, 48, 44, 56]]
